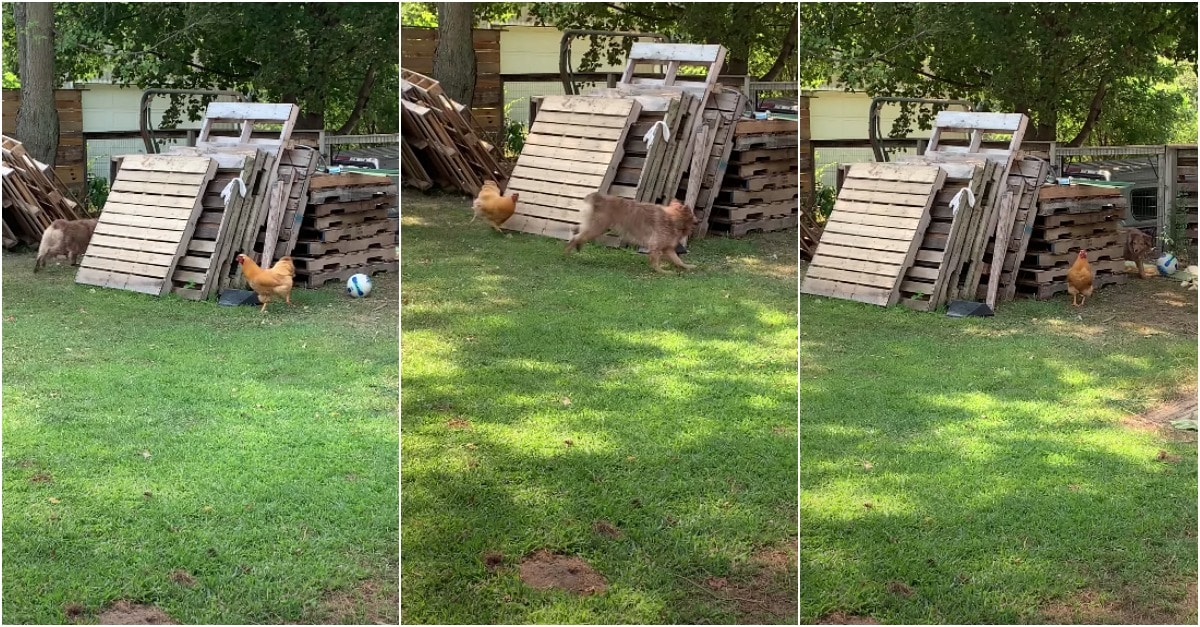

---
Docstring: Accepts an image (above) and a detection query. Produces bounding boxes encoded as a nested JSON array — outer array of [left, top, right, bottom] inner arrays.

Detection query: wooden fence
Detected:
[[2, 88, 87, 200], [401, 27, 502, 136]]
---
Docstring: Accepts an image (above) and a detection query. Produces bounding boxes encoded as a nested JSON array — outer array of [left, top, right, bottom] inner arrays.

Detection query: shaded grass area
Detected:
[[2, 253, 398, 624], [400, 193, 798, 624], [800, 281, 1198, 624]]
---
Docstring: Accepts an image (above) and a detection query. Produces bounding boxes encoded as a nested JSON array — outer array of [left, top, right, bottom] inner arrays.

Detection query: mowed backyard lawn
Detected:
[[801, 272, 1198, 624], [2, 252, 398, 624], [401, 194, 798, 624]]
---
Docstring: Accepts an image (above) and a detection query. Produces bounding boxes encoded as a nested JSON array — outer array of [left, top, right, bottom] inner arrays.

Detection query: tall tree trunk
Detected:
[[14, 2, 58, 166], [433, 2, 476, 106]]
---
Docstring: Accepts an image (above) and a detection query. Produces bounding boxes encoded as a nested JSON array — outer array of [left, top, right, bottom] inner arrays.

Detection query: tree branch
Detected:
[[1067, 79, 1109, 147], [758, 16, 797, 81], [335, 62, 377, 135]]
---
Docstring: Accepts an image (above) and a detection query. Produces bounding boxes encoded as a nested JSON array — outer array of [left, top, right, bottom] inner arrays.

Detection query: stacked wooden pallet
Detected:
[[710, 118, 798, 237], [1, 135, 87, 247], [81, 102, 324, 301], [1016, 185, 1129, 299], [401, 68, 504, 196], [800, 95, 813, 210], [507, 42, 738, 243], [291, 174, 397, 288], [1177, 147, 1197, 257]]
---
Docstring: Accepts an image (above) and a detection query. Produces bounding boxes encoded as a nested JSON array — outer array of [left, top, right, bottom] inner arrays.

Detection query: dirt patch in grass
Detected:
[[518, 549, 607, 595], [815, 612, 882, 625], [1042, 276, 1197, 339], [483, 550, 505, 571], [64, 602, 84, 621], [592, 520, 621, 539], [168, 569, 196, 587], [318, 578, 400, 624], [1121, 383, 1198, 443], [30, 471, 53, 484], [98, 601, 177, 625], [446, 418, 472, 429], [1040, 580, 1198, 624], [720, 230, 799, 280], [709, 537, 797, 624]]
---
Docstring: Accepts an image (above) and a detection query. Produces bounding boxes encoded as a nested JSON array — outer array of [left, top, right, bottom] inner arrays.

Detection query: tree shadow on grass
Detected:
[[401, 201, 798, 623], [799, 296, 1197, 624]]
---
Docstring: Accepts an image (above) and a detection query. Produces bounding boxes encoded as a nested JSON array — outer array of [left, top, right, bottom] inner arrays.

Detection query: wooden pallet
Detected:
[[76, 155, 217, 295], [297, 260, 397, 289], [293, 229, 395, 257], [1018, 269, 1128, 300], [710, 201, 797, 222], [896, 160, 990, 311], [683, 88, 748, 237], [709, 213, 797, 237], [292, 247, 396, 274], [801, 163, 946, 306], [505, 95, 642, 240], [300, 219, 395, 244], [168, 150, 264, 300], [400, 68, 504, 196]]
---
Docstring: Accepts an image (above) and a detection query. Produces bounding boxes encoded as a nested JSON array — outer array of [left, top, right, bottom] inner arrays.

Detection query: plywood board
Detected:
[[801, 163, 945, 306], [76, 155, 217, 295]]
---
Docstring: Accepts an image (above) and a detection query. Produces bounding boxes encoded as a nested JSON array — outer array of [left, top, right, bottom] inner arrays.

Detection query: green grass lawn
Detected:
[[800, 277, 1198, 624], [2, 252, 398, 624], [401, 193, 798, 624]]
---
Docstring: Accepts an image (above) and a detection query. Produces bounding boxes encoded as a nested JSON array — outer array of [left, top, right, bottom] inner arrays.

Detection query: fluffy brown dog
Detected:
[[34, 218, 98, 272], [1123, 227, 1156, 278], [564, 193, 696, 272]]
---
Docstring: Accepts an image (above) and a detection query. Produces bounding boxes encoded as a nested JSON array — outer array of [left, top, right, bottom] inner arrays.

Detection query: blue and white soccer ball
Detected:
[[1156, 253, 1179, 276], [346, 273, 372, 298]]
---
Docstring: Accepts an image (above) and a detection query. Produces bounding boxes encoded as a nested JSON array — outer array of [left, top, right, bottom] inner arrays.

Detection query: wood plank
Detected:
[[932, 111, 1026, 133], [626, 42, 723, 63]]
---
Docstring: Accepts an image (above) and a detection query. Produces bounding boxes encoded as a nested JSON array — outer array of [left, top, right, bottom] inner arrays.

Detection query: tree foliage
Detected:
[[4, 2, 399, 132], [801, 2, 1198, 144], [401, 2, 797, 81], [526, 2, 797, 80]]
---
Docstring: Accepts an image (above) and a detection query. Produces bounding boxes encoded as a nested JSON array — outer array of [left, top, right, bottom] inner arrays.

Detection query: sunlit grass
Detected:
[[401, 193, 798, 624], [800, 291, 1198, 624], [2, 251, 398, 624]]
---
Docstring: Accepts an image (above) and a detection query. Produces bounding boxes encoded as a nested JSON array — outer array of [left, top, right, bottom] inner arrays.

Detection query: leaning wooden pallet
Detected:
[[164, 150, 264, 300], [619, 43, 726, 210], [682, 87, 749, 236], [801, 163, 946, 306], [76, 155, 217, 295], [504, 95, 642, 240], [895, 160, 989, 311]]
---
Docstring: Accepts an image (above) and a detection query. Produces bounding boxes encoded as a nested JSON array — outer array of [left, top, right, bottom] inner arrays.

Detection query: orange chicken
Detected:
[[471, 179, 518, 232], [1066, 249, 1095, 307], [236, 254, 295, 313]]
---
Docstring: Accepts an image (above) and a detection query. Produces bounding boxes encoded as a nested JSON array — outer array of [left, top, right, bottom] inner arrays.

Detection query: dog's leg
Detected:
[[649, 250, 668, 273], [565, 222, 606, 254], [665, 248, 696, 270]]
